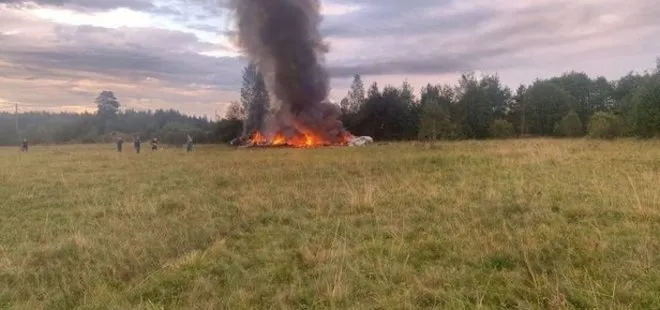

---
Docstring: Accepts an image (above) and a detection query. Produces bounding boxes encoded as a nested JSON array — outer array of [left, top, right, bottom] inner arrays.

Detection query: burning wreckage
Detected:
[[228, 0, 372, 149], [230, 130, 373, 148]]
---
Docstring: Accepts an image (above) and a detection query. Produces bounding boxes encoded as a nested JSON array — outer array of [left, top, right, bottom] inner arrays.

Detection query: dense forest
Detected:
[[2, 58, 659, 146], [230, 58, 660, 142]]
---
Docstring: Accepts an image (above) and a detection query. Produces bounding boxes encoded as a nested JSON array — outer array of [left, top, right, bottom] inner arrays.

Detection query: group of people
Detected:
[[18, 135, 195, 153], [115, 136, 157, 153], [115, 135, 195, 153]]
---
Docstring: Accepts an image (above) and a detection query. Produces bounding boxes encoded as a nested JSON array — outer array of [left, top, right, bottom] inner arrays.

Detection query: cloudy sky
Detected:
[[0, 0, 658, 117]]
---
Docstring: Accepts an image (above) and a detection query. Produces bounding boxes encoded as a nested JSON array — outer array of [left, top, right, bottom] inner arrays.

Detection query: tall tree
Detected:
[[524, 80, 575, 135], [379, 85, 410, 140], [95, 90, 120, 134], [454, 73, 509, 138], [346, 74, 366, 113], [480, 75, 510, 120], [240, 62, 270, 135], [367, 82, 380, 98], [354, 82, 383, 139], [399, 80, 418, 139], [506, 84, 527, 134], [612, 72, 649, 132], [95, 90, 120, 118], [589, 76, 615, 112], [418, 84, 454, 140], [632, 73, 660, 137], [454, 73, 479, 137], [550, 72, 594, 128], [420, 84, 441, 107]]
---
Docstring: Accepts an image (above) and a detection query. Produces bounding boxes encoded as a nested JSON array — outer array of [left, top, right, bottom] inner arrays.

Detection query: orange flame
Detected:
[[245, 131, 352, 148], [272, 133, 287, 146], [252, 131, 266, 144]]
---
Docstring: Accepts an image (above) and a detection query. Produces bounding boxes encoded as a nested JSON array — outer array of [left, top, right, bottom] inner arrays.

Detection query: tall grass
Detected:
[[0, 139, 659, 309]]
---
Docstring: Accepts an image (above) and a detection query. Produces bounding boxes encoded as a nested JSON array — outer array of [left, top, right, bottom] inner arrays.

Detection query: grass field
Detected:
[[1, 139, 660, 309]]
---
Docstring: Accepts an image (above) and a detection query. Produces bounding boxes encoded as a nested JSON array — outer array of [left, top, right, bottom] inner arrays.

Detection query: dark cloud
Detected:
[[4, 0, 655, 81], [320, 0, 477, 38], [326, 45, 516, 78], [0, 2, 236, 116], [1, 0, 659, 115], [3, 48, 241, 86], [322, 8, 494, 38], [328, 57, 468, 78], [322, 0, 660, 77], [0, 19, 245, 89]]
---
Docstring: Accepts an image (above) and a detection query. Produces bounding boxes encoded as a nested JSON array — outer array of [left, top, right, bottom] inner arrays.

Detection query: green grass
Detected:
[[1, 139, 660, 309]]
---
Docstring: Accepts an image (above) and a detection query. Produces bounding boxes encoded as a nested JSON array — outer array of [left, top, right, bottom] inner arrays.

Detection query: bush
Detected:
[[554, 110, 584, 137], [489, 119, 515, 139], [588, 112, 625, 139]]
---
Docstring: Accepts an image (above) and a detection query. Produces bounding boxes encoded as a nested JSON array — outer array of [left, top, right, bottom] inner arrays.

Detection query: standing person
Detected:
[[21, 138, 28, 152], [151, 138, 159, 151], [186, 134, 194, 152], [134, 136, 141, 154], [116, 136, 124, 152]]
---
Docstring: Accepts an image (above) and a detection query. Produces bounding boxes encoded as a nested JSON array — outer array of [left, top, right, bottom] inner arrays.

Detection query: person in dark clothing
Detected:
[[117, 137, 124, 152], [21, 139, 28, 152], [151, 138, 159, 151], [186, 134, 194, 152], [134, 137, 141, 153]]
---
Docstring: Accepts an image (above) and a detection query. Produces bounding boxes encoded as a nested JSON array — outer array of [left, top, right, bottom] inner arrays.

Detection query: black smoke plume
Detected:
[[229, 0, 351, 143]]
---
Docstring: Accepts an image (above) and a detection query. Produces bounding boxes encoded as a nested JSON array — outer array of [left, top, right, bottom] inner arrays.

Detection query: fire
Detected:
[[305, 135, 314, 146], [251, 131, 266, 144], [272, 133, 287, 146], [243, 130, 352, 148]]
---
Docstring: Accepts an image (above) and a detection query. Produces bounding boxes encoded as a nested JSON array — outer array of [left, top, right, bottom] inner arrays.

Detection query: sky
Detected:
[[0, 0, 659, 117]]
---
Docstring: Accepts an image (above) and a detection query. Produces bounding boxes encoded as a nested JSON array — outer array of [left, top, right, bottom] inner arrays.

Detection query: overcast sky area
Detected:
[[0, 0, 659, 117]]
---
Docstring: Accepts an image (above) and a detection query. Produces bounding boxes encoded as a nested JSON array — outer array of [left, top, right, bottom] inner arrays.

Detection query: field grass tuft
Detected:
[[1, 139, 660, 309]]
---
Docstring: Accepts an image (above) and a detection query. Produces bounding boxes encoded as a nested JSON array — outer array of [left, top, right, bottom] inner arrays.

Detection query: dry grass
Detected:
[[1, 139, 659, 309]]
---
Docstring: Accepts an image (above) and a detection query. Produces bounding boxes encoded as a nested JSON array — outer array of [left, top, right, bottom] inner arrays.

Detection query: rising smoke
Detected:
[[229, 0, 351, 143]]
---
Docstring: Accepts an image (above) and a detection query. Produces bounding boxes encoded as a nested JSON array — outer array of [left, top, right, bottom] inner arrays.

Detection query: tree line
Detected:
[[3, 58, 659, 146], [0, 91, 215, 146], [222, 58, 660, 141]]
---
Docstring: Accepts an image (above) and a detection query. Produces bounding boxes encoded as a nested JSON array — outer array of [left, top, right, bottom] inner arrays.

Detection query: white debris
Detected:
[[348, 136, 373, 147]]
